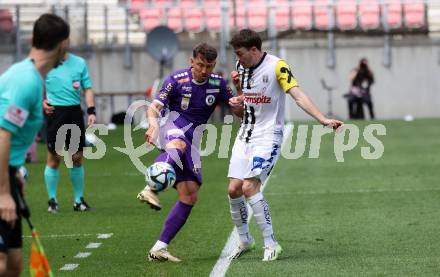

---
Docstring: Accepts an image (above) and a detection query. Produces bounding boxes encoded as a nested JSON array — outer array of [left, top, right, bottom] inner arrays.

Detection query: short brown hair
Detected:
[[229, 29, 262, 51], [32, 14, 69, 50], [192, 43, 217, 62]]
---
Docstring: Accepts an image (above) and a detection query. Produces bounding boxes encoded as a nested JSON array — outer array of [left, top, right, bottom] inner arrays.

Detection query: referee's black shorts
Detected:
[[0, 167, 23, 252], [45, 105, 86, 154]]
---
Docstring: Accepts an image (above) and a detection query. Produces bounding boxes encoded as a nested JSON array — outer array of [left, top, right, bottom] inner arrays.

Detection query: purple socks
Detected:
[[159, 201, 193, 244]]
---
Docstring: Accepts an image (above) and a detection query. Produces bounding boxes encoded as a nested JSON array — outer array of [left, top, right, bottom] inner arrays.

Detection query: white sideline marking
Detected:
[[97, 233, 113, 239], [75, 252, 92, 258], [86, 242, 102, 249], [60, 264, 79, 271], [210, 125, 294, 277], [265, 187, 440, 196], [23, 233, 94, 239]]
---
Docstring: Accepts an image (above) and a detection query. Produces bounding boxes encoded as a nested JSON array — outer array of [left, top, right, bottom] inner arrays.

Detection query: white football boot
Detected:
[[148, 248, 181, 262], [262, 243, 283, 261], [229, 238, 256, 260], [137, 186, 161, 210]]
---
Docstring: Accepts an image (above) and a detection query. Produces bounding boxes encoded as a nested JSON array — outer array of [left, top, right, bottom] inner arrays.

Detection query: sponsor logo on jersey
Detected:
[[4, 105, 29, 127], [173, 72, 188, 79], [182, 86, 192, 92], [244, 95, 272, 104], [205, 94, 216, 106], [72, 80, 80, 90], [206, 88, 219, 94], [208, 79, 220, 86], [177, 77, 190, 84]]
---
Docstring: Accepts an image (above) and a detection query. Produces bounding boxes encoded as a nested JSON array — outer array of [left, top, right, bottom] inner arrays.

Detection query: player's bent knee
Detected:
[[0, 255, 7, 276], [242, 180, 260, 197], [228, 185, 243, 198], [166, 139, 187, 152], [180, 193, 197, 205]]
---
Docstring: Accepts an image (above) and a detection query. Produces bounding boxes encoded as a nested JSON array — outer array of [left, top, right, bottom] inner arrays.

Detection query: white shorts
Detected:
[[227, 136, 282, 183]]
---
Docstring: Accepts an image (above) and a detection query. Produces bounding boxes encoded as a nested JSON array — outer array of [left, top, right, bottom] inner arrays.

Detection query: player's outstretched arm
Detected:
[[288, 86, 344, 130], [0, 128, 17, 227], [145, 101, 163, 145]]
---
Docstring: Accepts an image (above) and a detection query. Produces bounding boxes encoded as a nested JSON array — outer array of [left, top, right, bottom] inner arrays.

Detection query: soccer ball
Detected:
[[146, 162, 176, 192]]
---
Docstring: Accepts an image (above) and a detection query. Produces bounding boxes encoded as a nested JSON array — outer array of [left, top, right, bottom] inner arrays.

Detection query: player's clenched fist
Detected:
[[145, 125, 159, 145], [230, 71, 241, 91]]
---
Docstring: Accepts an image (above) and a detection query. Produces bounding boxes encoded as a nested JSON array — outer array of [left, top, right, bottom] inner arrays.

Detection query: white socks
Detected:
[[151, 240, 168, 251], [229, 192, 277, 248], [247, 192, 277, 248], [229, 195, 252, 244]]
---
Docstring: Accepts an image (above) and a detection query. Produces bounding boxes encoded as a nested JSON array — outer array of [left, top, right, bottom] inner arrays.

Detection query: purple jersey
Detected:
[[154, 67, 234, 126]]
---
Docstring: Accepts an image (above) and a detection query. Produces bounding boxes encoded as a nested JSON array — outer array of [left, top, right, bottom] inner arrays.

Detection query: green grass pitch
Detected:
[[20, 119, 440, 276]]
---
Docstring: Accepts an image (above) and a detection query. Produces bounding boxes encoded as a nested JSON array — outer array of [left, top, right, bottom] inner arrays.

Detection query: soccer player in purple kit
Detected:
[[137, 43, 243, 262]]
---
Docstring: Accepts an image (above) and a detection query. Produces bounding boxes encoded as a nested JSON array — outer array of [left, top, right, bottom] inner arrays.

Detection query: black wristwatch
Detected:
[[87, 106, 96, 115]]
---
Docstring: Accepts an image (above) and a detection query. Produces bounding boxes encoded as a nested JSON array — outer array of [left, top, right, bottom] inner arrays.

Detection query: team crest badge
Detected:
[[262, 74, 269, 83], [72, 80, 80, 91], [205, 95, 215, 106], [181, 94, 191, 110]]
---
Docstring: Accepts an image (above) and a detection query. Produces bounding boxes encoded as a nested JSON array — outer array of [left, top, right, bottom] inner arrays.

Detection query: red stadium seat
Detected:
[[0, 9, 13, 33], [404, 1, 425, 28], [140, 8, 162, 32], [166, 7, 183, 33], [183, 7, 205, 33], [275, 0, 291, 31], [204, 7, 222, 32], [248, 4, 267, 32], [229, 5, 247, 30], [130, 0, 145, 12], [292, 0, 313, 30], [154, 0, 174, 7], [336, 0, 357, 30], [180, 0, 198, 8], [385, 0, 402, 29], [359, 0, 380, 30], [314, 0, 333, 30]]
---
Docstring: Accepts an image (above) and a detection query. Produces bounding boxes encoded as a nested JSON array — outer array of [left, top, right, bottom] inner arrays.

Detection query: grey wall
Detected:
[[1, 35, 439, 122]]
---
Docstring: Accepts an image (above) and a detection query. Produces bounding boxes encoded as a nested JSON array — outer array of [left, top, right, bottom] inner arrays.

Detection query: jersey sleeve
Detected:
[[0, 74, 38, 135], [80, 60, 92, 89], [218, 79, 235, 105], [275, 60, 298, 93], [154, 75, 175, 107]]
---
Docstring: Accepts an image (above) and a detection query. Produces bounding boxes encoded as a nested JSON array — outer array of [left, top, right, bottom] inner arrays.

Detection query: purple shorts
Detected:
[[158, 119, 204, 186]]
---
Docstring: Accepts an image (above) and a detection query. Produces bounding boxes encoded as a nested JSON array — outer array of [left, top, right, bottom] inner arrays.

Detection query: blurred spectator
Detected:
[[347, 58, 375, 119]]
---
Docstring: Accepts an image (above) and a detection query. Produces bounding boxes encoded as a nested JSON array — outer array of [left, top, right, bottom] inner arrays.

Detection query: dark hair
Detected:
[[193, 43, 217, 62], [229, 29, 262, 51], [32, 14, 69, 50]]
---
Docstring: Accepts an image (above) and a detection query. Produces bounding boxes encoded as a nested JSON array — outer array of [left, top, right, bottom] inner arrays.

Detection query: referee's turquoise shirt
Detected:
[[46, 53, 92, 106], [0, 59, 44, 167]]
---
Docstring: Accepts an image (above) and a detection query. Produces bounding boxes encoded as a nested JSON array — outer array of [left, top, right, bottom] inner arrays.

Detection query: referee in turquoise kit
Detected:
[[0, 13, 70, 276], [43, 52, 96, 213]]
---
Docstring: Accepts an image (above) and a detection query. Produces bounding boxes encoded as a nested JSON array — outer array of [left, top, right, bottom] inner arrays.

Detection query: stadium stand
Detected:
[[336, 0, 358, 30], [314, 0, 333, 30], [274, 0, 291, 31], [292, 0, 313, 31], [384, 0, 403, 29], [359, 0, 380, 30], [183, 7, 205, 33], [1, 0, 432, 47], [247, 1, 267, 32], [403, 0, 426, 29]]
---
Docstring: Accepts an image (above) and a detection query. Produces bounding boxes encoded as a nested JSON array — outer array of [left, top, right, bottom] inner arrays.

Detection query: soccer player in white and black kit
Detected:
[[227, 29, 344, 261]]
